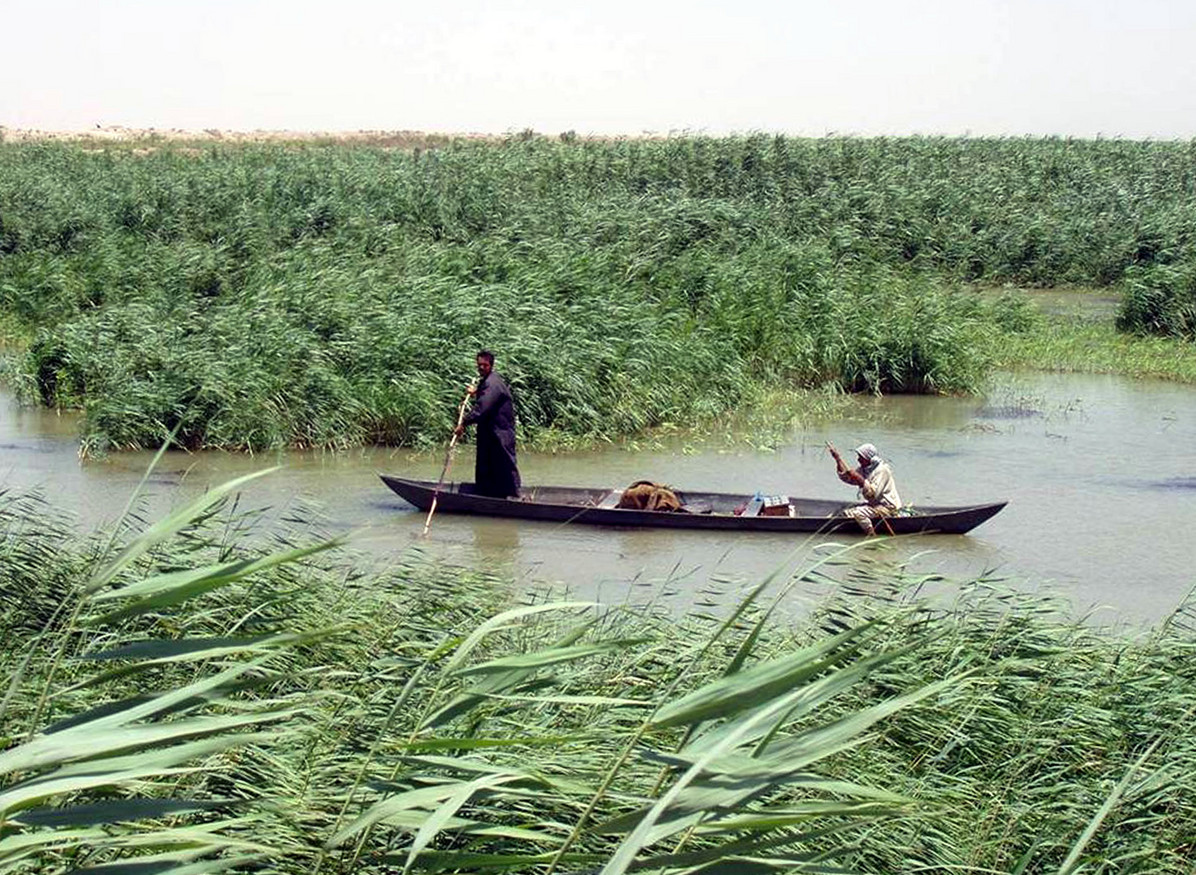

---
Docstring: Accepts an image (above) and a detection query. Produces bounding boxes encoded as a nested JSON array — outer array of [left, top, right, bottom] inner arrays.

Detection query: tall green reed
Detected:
[[2, 475, 1194, 872], [5, 136, 1192, 450]]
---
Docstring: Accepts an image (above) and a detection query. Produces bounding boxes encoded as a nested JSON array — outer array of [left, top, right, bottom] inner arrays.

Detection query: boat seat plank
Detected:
[[597, 489, 622, 509]]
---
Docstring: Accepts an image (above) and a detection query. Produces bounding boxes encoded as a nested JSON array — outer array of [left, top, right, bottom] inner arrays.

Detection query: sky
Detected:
[[3, 0, 1196, 139]]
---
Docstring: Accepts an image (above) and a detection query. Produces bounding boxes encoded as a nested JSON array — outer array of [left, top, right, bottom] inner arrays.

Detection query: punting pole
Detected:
[[423, 383, 475, 537]]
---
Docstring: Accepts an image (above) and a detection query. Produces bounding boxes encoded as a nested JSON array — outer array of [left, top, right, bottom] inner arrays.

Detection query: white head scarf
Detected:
[[854, 443, 881, 475]]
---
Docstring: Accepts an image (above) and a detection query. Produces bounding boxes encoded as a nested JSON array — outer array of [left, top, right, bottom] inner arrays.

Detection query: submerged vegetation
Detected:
[[1, 135, 1193, 452], [2, 476, 1194, 873]]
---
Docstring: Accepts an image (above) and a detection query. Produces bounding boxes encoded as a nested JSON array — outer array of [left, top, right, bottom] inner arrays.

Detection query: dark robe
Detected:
[[462, 372, 521, 498]]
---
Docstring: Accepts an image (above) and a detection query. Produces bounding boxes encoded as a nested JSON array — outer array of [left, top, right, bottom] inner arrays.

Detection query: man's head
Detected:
[[476, 349, 495, 379], [854, 443, 878, 467]]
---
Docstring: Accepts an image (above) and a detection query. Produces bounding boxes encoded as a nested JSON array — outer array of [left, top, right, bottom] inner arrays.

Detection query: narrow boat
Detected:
[[380, 476, 1007, 535]]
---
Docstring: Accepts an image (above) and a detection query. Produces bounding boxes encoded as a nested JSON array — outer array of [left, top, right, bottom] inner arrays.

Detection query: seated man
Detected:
[[829, 442, 902, 535]]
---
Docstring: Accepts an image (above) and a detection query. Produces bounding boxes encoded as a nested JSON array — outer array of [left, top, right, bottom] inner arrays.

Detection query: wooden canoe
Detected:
[[380, 476, 1007, 535]]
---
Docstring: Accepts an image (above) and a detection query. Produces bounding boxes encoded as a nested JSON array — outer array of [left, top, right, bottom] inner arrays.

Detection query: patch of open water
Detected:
[[2, 371, 1194, 628]]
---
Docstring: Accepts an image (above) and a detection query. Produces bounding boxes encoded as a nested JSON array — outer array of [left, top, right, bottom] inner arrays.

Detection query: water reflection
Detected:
[[470, 518, 521, 580]]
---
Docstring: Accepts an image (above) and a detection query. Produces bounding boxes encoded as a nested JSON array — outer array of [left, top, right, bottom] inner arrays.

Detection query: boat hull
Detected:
[[380, 476, 1006, 535]]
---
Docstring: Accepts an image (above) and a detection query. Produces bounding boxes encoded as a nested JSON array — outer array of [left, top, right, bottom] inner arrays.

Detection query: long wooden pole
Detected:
[[422, 384, 474, 537]]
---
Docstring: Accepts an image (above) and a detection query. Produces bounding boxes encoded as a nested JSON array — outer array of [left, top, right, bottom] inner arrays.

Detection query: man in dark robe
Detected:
[[455, 350, 521, 498]]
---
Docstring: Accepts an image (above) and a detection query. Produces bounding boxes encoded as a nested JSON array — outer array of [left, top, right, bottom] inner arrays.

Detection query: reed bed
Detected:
[[994, 318, 1196, 382], [1118, 263, 1196, 340], [4, 135, 1193, 451], [2, 474, 1193, 873]]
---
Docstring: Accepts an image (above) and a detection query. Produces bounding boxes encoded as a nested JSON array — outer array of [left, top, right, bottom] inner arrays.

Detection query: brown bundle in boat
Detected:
[[616, 480, 683, 512]]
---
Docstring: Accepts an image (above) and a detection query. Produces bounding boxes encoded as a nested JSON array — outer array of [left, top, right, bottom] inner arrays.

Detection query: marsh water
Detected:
[[2, 371, 1194, 626]]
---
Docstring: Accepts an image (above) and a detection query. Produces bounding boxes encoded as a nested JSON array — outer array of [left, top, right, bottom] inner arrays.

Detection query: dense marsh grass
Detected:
[[995, 316, 1196, 382], [6, 135, 1193, 451], [2, 475, 1194, 873], [1118, 263, 1196, 339]]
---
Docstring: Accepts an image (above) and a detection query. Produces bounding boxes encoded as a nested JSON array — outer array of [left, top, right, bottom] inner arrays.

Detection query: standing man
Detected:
[[828, 442, 902, 535], [455, 350, 521, 498]]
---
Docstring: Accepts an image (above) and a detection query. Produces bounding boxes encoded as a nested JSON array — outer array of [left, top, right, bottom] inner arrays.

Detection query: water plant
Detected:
[[1118, 262, 1196, 339], [5, 135, 1193, 451], [2, 471, 1194, 873]]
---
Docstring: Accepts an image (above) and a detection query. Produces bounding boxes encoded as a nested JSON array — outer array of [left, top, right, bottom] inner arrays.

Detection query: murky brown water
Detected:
[[3, 372, 1194, 626]]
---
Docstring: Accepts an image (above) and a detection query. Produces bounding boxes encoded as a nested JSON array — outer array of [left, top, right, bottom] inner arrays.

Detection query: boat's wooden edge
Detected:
[[380, 475, 1007, 520]]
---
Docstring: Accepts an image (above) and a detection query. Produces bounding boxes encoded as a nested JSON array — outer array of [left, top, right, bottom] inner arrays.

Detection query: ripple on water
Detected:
[[1142, 477, 1196, 491], [973, 405, 1044, 420]]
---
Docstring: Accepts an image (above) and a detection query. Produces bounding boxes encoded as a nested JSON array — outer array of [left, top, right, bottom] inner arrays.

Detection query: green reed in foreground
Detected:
[[2, 473, 1193, 873]]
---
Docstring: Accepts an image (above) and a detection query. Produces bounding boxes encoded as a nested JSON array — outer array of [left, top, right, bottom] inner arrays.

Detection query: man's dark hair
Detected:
[[477, 350, 495, 365]]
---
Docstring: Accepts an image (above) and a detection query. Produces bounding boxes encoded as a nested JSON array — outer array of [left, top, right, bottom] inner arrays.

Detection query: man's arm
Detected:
[[453, 381, 480, 437], [828, 443, 864, 486], [463, 376, 510, 428]]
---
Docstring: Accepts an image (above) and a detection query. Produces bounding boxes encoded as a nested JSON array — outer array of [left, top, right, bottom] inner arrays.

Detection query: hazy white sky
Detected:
[[4, 0, 1195, 138]]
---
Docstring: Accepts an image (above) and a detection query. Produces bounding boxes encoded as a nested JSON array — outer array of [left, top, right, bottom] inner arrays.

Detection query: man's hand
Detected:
[[454, 424, 465, 438], [466, 384, 478, 397], [828, 441, 863, 485]]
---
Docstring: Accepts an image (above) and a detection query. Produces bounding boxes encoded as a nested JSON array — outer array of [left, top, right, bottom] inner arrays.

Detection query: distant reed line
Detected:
[[0, 136, 1191, 451]]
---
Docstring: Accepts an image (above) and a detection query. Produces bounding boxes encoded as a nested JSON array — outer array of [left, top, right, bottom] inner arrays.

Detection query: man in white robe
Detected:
[[830, 442, 902, 535]]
